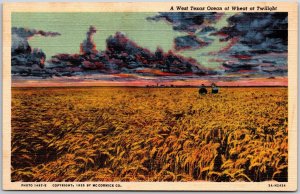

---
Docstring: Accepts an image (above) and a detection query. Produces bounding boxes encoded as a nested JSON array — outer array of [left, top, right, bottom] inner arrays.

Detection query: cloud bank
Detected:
[[213, 12, 287, 76], [11, 27, 61, 77], [147, 12, 222, 33], [46, 27, 217, 77], [148, 13, 221, 51]]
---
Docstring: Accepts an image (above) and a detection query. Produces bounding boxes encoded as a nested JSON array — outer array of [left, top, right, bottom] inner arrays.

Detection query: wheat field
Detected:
[[11, 87, 288, 182]]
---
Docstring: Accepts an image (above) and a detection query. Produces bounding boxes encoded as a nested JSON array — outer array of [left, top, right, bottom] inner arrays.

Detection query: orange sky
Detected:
[[12, 77, 287, 87]]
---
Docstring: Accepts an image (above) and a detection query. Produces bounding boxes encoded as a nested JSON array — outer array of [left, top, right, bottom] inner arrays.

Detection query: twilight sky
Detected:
[[11, 12, 288, 86]]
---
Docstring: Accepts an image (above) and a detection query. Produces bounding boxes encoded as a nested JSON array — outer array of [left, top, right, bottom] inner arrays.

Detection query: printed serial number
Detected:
[[268, 183, 286, 187]]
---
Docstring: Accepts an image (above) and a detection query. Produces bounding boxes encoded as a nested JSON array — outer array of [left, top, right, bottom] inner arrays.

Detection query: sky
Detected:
[[12, 13, 182, 57], [12, 12, 233, 67], [11, 12, 288, 86]]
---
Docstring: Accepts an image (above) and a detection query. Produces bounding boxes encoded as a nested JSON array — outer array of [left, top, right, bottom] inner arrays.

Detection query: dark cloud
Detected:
[[222, 61, 260, 73], [261, 66, 287, 75], [47, 52, 108, 76], [174, 35, 210, 51], [80, 26, 97, 55], [216, 12, 287, 54], [12, 27, 61, 38], [196, 26, 217, 43], [12, 27, 61, 54], [11, 27, 61, 78], [209, 13, 288, 77], [46, 27, 217, 77], [147, 12, 222, 33], [217, 51, 287, 77], [105, 31, 154, 68], [106, 32, 216, 76], [198, 26, 216, 34], [148, 13, 221, 52]]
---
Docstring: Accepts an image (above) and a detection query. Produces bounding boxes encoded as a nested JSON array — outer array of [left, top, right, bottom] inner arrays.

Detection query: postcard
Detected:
[[2, 2, 298, 191]]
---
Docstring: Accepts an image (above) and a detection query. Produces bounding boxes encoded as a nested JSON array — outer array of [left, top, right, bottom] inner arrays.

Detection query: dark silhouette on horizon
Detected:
[[199, 84, 208, 95], [211, 83, 219, 94]]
